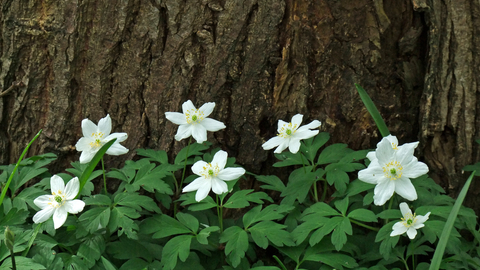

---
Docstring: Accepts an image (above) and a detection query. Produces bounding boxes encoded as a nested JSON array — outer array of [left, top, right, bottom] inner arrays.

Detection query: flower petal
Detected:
[[414, 212, 430, 226], [64, 177, 80, 200], [106, 143, 129, 156], [262, 136, 284, 150], [199, 102, 215, 117], [104, 132, 128, 143], [406, 227, 418, 239], [399, 202, 412, 217], [165, 112, 188, 125], [382, 135, 399, 149], [288, 138, 301, 154], [366, 151, 376, 161], [183, 177, 207, 193], [394, 177, 417, 201], [358, 160, 384, 184], [274, 139, 290, 154], [79, 150, 96, 164], [277, 120, 289, 133], [33, 207, 55, 224], [192, 161, 208, 176], [201, 118, 226, 132], [97, 114, 112, 136], [396, 142, 419, 164], [191, 124, 207, 144], [34, 195, 54, 209], [375, 137, 396, 165], [75, 137, 91, 152], [211, 178, 228, 194], [53, 207, 68, 229], [217, 167, 245, 181], [296, 120, 321, 132], [174, 124, 193, 141], [291, 114, 303, 127], [402, 159, 429, 178], [293, 129, 319, 141], [390, 221, 408, 236], [81, 118, 98, 138], [182, 100, 197, 113], [64, 200, 85, 214], [50, 175, 65, 195], [195, 184, 211, 202], [373, 180, 395, 206], [212, 150, 228, 170]]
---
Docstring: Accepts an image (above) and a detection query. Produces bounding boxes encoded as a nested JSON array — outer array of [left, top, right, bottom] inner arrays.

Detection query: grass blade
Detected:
[[429, 171, 476, 270], [355, 84, 390, 137]]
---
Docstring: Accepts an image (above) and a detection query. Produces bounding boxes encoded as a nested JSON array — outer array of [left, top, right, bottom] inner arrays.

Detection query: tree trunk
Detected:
[[0, 1, 477, 209]]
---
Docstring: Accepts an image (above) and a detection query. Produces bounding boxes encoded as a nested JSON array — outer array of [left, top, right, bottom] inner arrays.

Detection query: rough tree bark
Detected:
[[0, 1, 478, 209]]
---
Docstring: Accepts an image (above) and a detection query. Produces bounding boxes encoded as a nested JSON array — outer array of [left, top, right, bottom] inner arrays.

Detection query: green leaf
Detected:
[[78, 207, 111, 234], [77, 235, 104, 267], [161, 235, 193, 270], [301, 132, 330, 162], [176, 212, 199, 233], [376, 209, 401, 220], [347, 209, 378, 222], [174, 142, 212, 165], [249, 221, 295, 248], [253, 174, 286, 193], [140, 214, 191, 239], [136, 148, 169, 164], [430, 171, 475, 270], [178, 192, 217, 211], [310, 216, 343, 246], [118, 258, 149, 270], [131, 163, 173, 195], [108, 207, 140, 239], [317, 143, 350, 165], [114, 193, 160, 212], [304, 252, 358, 269], [331, 217, 352, 251], [345, 179, 374, 197], [0, 256, 46, 269], [334, 197, 349, 216], [12, 187, 44, 211], [219, 226, 249, 268], [243, 204, 294, 229], [281, 168, 324, 203], [107, 237, 156, 261], [101, 256, 118, 270], [273, 151, 307, 167], [77, 138, 117, 197], [84, 194, 112, 206], [196, 226, 220, 245], [326, 169, 350, 194], [355, 84, 390, 137], [302, 202, 340, 217], [223, 190, 272, 208]]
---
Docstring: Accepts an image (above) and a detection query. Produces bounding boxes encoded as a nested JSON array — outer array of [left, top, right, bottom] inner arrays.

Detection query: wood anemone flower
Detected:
[[390, 202, 430, 239]]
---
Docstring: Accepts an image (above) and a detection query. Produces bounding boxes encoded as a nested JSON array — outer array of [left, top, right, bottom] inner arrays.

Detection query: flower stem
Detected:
[[350, 218, 379, 231], [300, 154, 307, 174], [273, 255, 288, 270], [10, 249, 16, 270], [216, 195, 224, 233], [385, 197, 394, 224], [321, 179, 328, 202], [101, 158, 107, 195], [312, 182, 319, 202], [178, 137, 192, 193]]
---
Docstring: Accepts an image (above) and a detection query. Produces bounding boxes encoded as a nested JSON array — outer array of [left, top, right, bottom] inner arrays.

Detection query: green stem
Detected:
[[300, 154, 307, 173], [350, 219, 379, 232], [312, 182, 319, 203], [321, 179, 328, 202], [273, 255, 288, 270], [402, 258, 410, 270], [22, 223, 42, 256], [0, 130, 42, 208], [101, 158, 107, 195], [10, 249, 16, 270], [385, 197, 394, 224], [216, 195, 224, 233], [178, 137, 192, 193]]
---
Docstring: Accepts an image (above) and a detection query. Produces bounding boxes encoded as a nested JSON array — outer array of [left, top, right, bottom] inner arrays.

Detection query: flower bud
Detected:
[[4, 227, 14, 251]]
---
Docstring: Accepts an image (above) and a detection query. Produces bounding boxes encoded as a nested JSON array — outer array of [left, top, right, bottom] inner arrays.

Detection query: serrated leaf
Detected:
[[347, 209, 378, 222], [140, 214, 190, 239], [249, 221, 295, 248], [310, 216, 344, 246], [317, 144, 350, 165], [331, 217, 352, 251], [176, 212, 199, 233], [114, 193, 160, 212], [178, 193, 217, 211], [161, 235, 193, 270], [273, 151, 307, 167], [196, 226, 220, 245], [281, 168, 323, 203], [326, 169, 350, 194], [302, 202, 340, 218], [101, 256, 118, 270], [84, 194, 112, 206], [109, 207, 139, 239], [174, 142, 212, 165], [77, 235, 104, 267], [253, 174, 286, 192], [334, 197, 349, 216], [78, 207, 111, 234], [243, 205, 294, 228], [107, 237, 154, 261], [376, 209, 401, 220], [304, 252, 358, 269], [136, 149, 169, 164], [223, 190, 272, 209], [301, 132, 330, 162], [219, 226, 248, 268]]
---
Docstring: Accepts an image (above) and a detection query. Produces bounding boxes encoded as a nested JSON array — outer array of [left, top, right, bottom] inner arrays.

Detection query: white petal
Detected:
[[191, 124, 207, 144], [414, 212, 430, 226], [174, 124, 193, 141], [165, 112, 188, 125], [182, 100, 196, 113], [399, 202, 412, 217], [366, 151, 376, 161], [288, 138, 301, 154], [390, 221, 408, 236], [293, 129, 319, 141], [402, 160, 429, 178], [195, 184, 211, 202], [33, 207, 55, 224], [50, 175, 65, 195], [79, 150, 97, 164], [81, 118, 98, 138], [53, 207, 68, 229], [406, 227, 418, 239], [64, 200, 85, 214], [212, 150, 228, 170], [396, 142, 419, 164], [183, 177, 207, 193], [217, 167, 245, 181], [413, 223, 425, 230], [64, 177, 80, 200], [106, 143, 129, 156], [201, 118, 226, 132], [291, 114, 303, 127], [373, 180, 395, 206], [276, 120, 289, 133], [104, 132, 128, 143], [262, 136, 283, 150], [97, 114, 112, 136], [211, 178, 228, 194], [358, 161, 384, 184], [192, 161, 208, 176], [274, 139, 290, 154], [383, 135, 399, 148], [75, 137, 92, 152], [34, 195, 54, 209], [394, 177, 417, 201], [296, 120, 321, 131], [375, 137, 396, 165], [199, 102, 215, 118]]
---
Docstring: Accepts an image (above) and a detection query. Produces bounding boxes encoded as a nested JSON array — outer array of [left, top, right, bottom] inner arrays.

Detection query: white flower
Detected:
[[33, 175, 86, 229], [75, 114, 128, 163], [262, 114, 321, 154], [165, 100, 226, 144], [390, 202, 430, 239], [358, 135, 429, 206], [183, 150, 245, 202]]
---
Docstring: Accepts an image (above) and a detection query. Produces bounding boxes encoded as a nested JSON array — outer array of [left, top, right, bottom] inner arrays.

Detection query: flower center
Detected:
[[201, 163, 220, 178], [54, 195, 63, 203], [383, 161, 403, 180], [89, 132, 105, 149], [401, 213, 417, 227], [278, 122, 298, 138], [186, 109, 205, 124], [391, 142, 398, 150]]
